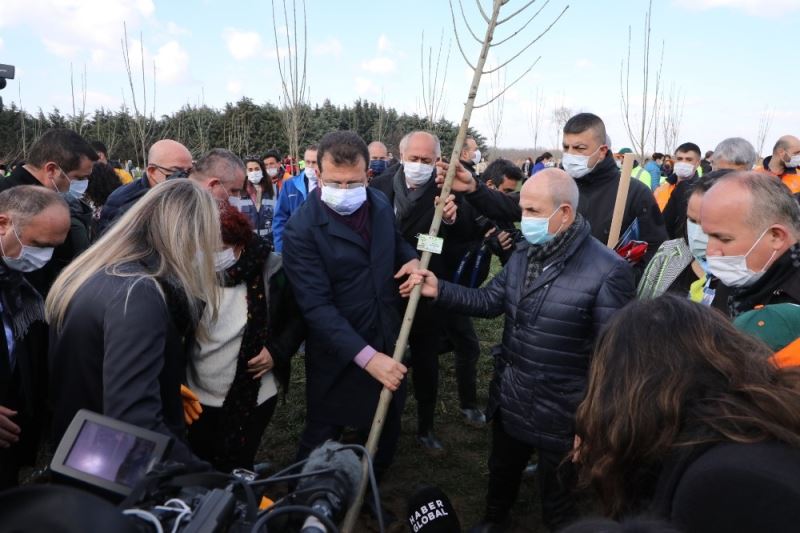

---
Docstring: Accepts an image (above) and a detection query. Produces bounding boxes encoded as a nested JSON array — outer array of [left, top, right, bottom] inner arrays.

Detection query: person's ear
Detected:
[[43, 161, 60, 178], [0, 214, 11, 236], [768, 225, 791, 250]]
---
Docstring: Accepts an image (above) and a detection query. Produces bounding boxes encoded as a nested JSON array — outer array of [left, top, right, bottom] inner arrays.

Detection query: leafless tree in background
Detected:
[[121, 22, 157, 166], [486, 66, 506, 155], [271, 0, 308, 161], [620, 0, 663, 162], [420, 29, 451, 132], [70, 63, 88, 135], [660, 83, 684, 155], [551, 104, 572, 149], [528, 87, 545, 150], [756, 107, 774, 157]]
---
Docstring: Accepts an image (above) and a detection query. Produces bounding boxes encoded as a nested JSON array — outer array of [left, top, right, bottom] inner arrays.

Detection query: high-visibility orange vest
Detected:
[[654, 183, 675, 212]]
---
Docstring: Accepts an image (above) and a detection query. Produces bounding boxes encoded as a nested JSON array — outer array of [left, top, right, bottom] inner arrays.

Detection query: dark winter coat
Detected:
[[282, 188, 418, 427], [96, 176, 151, 236], [435, 221, 635, 452], [49, 263, 204, 467]]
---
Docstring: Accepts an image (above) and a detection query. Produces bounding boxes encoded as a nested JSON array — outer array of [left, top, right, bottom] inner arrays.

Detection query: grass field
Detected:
[[255, 258, 587, 532]]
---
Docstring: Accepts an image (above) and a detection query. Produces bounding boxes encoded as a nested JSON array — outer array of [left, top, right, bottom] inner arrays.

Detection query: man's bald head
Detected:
[[522, 168, 580, 210], [368, 141, 389, 161], [520, 168, 578, 235], [145, 139, 193, 187], [773, 135, 800, 155]]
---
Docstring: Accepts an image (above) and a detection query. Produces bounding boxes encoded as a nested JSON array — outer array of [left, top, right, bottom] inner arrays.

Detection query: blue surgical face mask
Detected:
[[369, 159, 388, 176], [686, 219, 708, 264], [1, 223, 54, 272], [68, 178, 89, 200], [521, 207, 563, 246]]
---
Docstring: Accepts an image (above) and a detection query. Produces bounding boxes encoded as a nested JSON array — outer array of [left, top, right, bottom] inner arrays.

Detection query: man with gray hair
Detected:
[[702, 171, 800, 317], [0, 186, 70, 488], [712, 137, 757, 171], [190, 148, 246, 202], [402, 168, 635, 530], [371, 130, 475, 451]]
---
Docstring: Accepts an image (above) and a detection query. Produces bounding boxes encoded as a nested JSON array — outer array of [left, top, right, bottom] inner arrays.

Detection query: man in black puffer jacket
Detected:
[[401, 168, 635, 531]]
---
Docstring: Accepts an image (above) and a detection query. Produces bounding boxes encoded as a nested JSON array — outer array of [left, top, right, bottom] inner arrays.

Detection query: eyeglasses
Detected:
[[151, 164, 193, 179], [321, 180, 366, 190]]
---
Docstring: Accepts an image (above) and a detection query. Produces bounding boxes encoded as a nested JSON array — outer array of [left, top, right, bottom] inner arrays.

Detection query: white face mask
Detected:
[[0, 223, 54, 272], [321, 184, 367, 215], [305, 167, 318, 181], [403, 161, 434, 187], [706, 228, 777, 288], [562, 147, 601, 179], [471, 149, 481, 165], [214, 247, 238, 272], [686, 219, 709, 263], [673, 162, 696, 179], [247, 170, 264, 184], [544, 161, 555, 168], [787, 154, 800, 169], [266, 167, 280, 179]]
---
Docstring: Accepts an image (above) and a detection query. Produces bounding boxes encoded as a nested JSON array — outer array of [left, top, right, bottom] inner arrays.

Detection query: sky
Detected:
[[1, 0, 799, 156]]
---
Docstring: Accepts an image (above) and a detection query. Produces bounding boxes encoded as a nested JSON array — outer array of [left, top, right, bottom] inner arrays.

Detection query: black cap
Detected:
[[406, 485, 460, 532]]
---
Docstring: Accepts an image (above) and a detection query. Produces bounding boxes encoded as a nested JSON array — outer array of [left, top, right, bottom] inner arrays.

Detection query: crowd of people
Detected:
[[0, 114, 799, 532]]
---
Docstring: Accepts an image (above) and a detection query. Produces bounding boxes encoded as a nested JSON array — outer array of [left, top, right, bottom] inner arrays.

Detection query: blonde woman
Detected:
[[46, 179, 220, 466]]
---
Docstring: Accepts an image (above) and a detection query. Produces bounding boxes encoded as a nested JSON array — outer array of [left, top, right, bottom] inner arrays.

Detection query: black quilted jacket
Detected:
[[436, 221, 635, 451]]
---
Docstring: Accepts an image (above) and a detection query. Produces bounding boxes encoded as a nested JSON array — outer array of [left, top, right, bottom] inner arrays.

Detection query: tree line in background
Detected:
[[0, 97, 488, 167]]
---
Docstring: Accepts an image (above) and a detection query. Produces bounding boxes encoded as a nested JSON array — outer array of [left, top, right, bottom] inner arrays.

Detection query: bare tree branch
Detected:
[[448, 0, 477, 71], [491, 0, 551, 48], [475, 0, 491, 23], [457, 0, 484, 44], [474, 56, 541, 108], [482, 5, 568, 74], [497, 0, 538, 25]]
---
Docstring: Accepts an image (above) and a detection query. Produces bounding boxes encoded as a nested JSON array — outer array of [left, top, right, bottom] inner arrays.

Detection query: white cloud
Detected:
[[672, 0, 800, 15], [575, 58, 594, 69], [377, 34, 391, 52], [0, 37, 4, 51], [167, 21, 191, 37], [355, 77, 377, 96], [227, 80, 243, 95], [154, 41, 190, 85], [312, 38, 343, 58], [0, 0, 155, 59], [361, 57, 396, 74], [222, 28, 263, 61], [85, 90, 118, 109]]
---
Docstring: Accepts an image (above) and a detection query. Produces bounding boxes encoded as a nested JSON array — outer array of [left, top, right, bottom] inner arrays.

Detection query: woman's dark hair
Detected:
[[218, 200, 254, 246], [574, 295, 800, 517], [244, 156, 275, 199], [85, 162, 122, 207]]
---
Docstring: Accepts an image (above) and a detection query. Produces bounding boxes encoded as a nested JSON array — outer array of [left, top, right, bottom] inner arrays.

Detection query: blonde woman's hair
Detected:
[[46, 179, 221, 333]]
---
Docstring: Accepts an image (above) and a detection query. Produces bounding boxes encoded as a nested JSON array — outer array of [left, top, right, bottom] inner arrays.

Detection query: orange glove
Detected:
[[181, 384, 203, 425]]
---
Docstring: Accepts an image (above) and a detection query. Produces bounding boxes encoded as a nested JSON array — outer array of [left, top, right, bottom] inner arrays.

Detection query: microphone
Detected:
[[297, 441, 362, 533]]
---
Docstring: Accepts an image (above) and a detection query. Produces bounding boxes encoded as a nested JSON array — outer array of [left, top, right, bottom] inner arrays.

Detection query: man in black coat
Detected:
[[402, 169, 635, 530], [371, 130, 475, 450], [0, 129, 97, 297], [0, 187, 71, 489], [437, 113, 667, 280], [96, 139, 193, 235], [282, 132, 419, 482]]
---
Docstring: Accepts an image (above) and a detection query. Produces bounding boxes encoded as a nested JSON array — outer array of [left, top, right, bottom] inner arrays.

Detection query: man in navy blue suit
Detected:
[[282, 131, 421, 488]]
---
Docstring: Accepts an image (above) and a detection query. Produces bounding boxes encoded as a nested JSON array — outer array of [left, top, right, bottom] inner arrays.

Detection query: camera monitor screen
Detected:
[[51, 410, 172, 496]]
